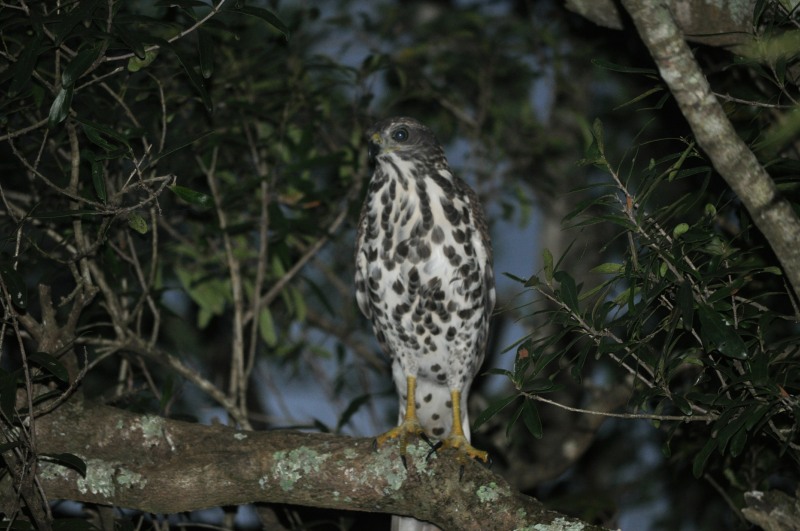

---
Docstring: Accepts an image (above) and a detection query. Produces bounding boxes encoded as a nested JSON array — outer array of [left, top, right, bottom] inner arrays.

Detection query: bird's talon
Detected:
[[419, 432, 435, 448]]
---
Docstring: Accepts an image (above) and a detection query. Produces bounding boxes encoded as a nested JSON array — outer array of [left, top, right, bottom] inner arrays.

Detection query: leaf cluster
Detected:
[[484, 115, 799, 515], [0, 1, 371, 527]]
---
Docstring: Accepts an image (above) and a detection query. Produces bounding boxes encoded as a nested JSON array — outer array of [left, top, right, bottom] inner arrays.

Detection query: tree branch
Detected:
[[30, 401, 607, 530], [620, 0, 800, 304]]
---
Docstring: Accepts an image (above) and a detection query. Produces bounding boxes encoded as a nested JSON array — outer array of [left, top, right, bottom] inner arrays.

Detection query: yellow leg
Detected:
[[375, 376, 424, 451], [439, 389, 489, 462]]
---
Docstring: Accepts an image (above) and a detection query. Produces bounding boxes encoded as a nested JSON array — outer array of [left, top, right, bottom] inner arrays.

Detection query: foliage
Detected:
[[477, 2, 800, 527], [0, 0, 369, 527]]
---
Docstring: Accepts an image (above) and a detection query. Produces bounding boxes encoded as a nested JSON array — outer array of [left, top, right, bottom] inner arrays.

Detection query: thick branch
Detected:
[[28, 401, 606, 530], [620, 0, 800, 303], [566, 0, 756, 48]]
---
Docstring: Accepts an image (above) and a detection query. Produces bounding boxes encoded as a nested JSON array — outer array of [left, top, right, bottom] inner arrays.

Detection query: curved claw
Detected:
[[374, 417, 426, 465], [439, 434, 489, 463]]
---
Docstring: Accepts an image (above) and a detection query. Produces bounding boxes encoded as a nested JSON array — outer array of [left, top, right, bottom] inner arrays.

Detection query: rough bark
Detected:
[[618, 0, 800, 303], [742, 489, 800, 531], [15, 401, 607, 530], [565, 0, 756, 48]]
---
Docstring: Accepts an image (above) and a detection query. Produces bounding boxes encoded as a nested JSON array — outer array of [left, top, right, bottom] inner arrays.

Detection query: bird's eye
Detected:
[[391, 128, 409, 142]]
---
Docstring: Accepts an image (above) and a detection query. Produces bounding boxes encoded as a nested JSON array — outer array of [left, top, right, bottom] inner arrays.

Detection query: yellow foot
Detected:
[[438, 434, 489, 463], [374, 418, 426, 450], [374, 419, 430, 470], [374, 376, 428, 462]]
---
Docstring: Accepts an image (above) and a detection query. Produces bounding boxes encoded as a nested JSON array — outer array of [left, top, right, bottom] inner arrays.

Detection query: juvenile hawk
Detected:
[[355, 116, 495, 480]]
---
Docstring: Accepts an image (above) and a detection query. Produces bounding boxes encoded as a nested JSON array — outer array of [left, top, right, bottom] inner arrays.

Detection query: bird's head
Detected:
[[366, 116, 443, 165]]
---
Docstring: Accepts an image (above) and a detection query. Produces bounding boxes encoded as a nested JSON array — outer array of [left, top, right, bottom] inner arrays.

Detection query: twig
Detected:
[[523, 391, 715, 423], [104, 0, 232, 63]]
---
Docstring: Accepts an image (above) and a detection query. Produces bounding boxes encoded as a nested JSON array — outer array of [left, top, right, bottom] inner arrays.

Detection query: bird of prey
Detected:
[[355, 116, 495, 530]]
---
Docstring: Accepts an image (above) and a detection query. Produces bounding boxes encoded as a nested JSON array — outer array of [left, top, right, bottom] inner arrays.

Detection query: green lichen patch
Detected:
[[405, 440, 437, 477], [233, 432, 248, 441], [271, 447, 331, 492], [363, 446, 408, 494], [40, 457, 149, 499], [343, 447, 358, 460], [477, 481, 502, 503], [77, 459, 117, 498], [525, 517, 586, 531], [116, 467, 147, 489], [139, 415, 166, 445]]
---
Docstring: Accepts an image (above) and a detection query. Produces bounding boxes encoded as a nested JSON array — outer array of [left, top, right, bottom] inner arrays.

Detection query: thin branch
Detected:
[[620, 0, 800, 302], [523, 391, 715, 423], [199, 147, 248, 422], [104, 0, 231, 63]]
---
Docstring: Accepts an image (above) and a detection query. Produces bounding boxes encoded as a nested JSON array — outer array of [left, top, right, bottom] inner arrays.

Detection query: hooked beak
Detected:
[[367, 132, 382, 162]]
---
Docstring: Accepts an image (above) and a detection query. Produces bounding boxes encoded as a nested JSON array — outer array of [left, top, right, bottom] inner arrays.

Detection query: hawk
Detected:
[[355, 117, 495, 529]]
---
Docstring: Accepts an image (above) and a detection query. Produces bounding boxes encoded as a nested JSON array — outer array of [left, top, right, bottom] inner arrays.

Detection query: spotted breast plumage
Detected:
[[355, 117, 495, 530]]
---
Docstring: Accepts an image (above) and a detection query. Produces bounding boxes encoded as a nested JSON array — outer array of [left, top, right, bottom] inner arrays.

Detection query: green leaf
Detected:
[[259, 307, 278, 347], [48, 85, 73, 128], [127, 212, 148, 234], [671, 395, 693, 416], [8, 34, 43, 97], [523, 275, 540, 287], [591, 262, 623, 274], [672, 222, 690, 238], [591, 59, 658, 75], [81, 149, 107, 203], [177, 268, 229, 328], [0, 263, 27, 309], [692, 437, 716, 478], [729, 427, 748, 457], [149, 131, 215, 166], [507, 401, 525, 437], [172, 47, 212, 112], [232, 5, 290, 40], [521, 400, 543, 439], [698, 306, 748, 359], [78, 119, 131, 152], [170, 185, 213, 208], [613, 85, 664, 111], [28, 352, 69, 383], [40, 452, 87, 477], [678, 281, 694, 329], [54, 0, 101, 44], [542, 249, 554, 283], [291, 285, 307, 322], [336, 394, 371, 432], [89, 155, 106, 202], [592, 118, 605, 155], [472, 394, 518, 431], [198, 29, 214, 79], [62, 43, 104, 86], [553, 270, 579, 311], [128, 49, 159, 72], [113, 21, 146, 59]]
